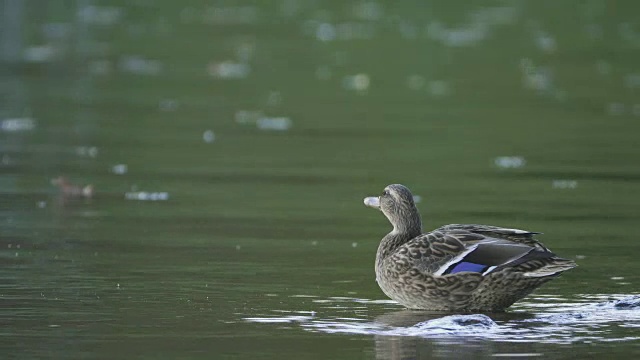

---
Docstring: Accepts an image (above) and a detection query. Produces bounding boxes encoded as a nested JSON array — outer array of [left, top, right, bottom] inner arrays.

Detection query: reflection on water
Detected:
[[245, 294, 640, 358], [245, 294, 640, 345]]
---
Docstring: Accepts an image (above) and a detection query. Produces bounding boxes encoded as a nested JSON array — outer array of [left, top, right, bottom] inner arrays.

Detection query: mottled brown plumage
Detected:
[[364, 184, 576, 312]]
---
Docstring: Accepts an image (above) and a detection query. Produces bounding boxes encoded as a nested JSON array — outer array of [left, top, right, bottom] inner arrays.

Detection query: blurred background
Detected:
[[2, 0, 640, 358]]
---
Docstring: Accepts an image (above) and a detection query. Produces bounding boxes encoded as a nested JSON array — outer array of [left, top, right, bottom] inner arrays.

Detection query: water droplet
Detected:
[[316, 23, 336, 42], [1, 117, 36, 132], [207, 61, 250, 79], [112, 164, 128, 175], [203, 130, 216, 143], [342, 74, 370, 92], [124, 191, 170, 201], [494, 156, 526, 169], [552, 180, 578, 189], [256, 117, 292, 131]]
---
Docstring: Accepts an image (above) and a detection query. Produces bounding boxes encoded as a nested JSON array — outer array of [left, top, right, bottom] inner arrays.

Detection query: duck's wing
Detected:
[[437, 224, 548, 250], [391, 229, 565, 277], [387, 229, 485, 274]]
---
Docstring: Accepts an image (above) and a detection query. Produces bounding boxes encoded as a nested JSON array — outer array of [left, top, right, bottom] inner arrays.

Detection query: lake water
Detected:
[[2, 1, 640, 359]]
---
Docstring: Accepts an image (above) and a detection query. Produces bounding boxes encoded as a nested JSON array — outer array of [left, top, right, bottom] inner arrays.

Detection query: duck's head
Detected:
[[364, 184, 422, 234]]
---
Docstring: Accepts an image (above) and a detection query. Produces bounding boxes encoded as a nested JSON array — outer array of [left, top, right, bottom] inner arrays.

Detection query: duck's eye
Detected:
[[381, 190, 389, 197]]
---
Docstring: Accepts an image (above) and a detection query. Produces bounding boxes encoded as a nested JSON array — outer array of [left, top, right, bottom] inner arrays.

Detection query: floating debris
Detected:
[[111, 164, 128, 175], [1, 117, 36, 132], [351, 242, 358, 248], [412, 195, 422, 203], [552, 180, 578, 189], [203, 130, 216, 143], [494, 156, 526, 169], [37, 201, 47, 208], [257, 117, 292, 131], [207, 61, 250, 79], [124, 192, 169, 201], [342, 74, 370, 92]]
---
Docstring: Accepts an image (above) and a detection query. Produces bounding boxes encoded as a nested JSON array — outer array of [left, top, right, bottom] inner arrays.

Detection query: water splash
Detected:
[[245, 294, 640, 344]]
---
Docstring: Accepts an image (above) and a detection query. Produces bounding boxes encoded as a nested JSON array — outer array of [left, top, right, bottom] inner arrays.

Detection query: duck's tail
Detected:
[[522, 257, 577, 278]]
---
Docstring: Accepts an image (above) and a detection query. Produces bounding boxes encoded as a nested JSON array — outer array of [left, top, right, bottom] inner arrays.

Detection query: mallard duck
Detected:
[[51, 176, 94, 198], [364, 184, 576, 312]]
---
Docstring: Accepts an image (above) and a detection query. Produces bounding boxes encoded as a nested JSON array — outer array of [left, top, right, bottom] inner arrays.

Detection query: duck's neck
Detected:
[[376, 212, 422, 263]]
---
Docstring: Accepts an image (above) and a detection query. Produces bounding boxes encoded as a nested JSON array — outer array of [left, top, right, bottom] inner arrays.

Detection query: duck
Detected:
[[51, 176, 94, 199], [364, 184, 576, 312]]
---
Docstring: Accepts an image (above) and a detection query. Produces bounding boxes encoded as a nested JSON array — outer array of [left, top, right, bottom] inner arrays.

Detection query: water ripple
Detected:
[[244, 294, 640, 344]]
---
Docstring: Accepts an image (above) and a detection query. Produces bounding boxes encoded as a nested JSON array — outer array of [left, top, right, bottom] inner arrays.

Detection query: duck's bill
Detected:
[[363, 196, 380, 209]]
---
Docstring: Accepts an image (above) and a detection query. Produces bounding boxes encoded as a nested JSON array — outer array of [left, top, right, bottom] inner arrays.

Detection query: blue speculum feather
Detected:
[[448, 262, 489, 274]]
